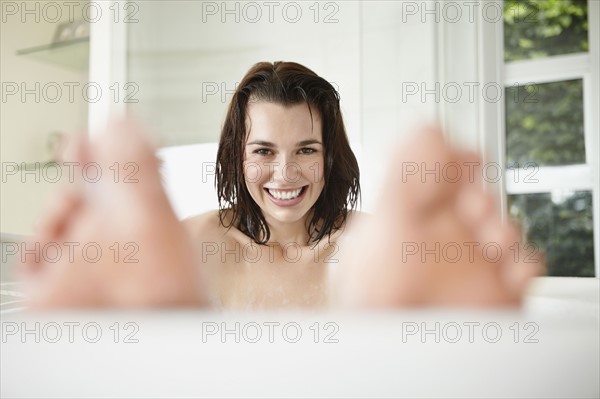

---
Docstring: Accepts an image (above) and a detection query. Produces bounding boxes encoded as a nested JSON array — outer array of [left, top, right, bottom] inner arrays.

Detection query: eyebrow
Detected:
[[246, 139, 322, 147]]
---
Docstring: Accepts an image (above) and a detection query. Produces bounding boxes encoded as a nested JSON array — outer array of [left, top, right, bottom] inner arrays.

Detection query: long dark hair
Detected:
[[216, 61, 360, 245]]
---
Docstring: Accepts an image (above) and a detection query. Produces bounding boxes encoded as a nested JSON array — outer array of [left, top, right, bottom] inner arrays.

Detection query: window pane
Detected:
[[504, 0, 589, 62], [505, 79, 585, 167], [508, 191, 595, 277]]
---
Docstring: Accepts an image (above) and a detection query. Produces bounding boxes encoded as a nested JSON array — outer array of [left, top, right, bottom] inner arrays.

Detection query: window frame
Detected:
[[497, 0, 600, 276]]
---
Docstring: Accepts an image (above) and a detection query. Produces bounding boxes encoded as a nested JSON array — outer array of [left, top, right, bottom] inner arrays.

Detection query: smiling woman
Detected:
[[182, 62, 361, 308], [178, 61, 540, 309], [215, 61, 360, 246], [243, 102, 326, 231]]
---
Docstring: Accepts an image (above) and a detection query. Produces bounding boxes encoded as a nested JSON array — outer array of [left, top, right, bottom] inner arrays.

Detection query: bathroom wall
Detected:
[[127, 1, 363, 146], [0, 0, 89, 234], [0, 1, 463, 230], [126, 1, 440, 212]]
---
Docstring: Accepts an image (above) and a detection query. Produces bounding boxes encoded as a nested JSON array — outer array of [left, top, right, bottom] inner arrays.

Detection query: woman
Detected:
[[183, 61, 361, 309], [21, 61, 541, 309]]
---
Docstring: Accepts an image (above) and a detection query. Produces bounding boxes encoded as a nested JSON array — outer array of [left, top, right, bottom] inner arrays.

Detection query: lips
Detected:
[[264, 186, 308, 206]]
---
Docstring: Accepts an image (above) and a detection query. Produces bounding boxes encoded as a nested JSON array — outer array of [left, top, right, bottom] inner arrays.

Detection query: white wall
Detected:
[[127, 1, 362, 146], [0, 0, 89, 234], [126, 1, 441, 214], [1, 1, 488, 226]]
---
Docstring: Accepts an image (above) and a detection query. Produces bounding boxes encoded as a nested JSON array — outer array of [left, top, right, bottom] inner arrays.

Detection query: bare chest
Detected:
[[200, 240, 338, 309]]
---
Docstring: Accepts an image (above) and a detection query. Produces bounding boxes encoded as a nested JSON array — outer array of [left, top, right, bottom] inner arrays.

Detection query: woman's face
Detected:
[[243, 101, 325, 226]]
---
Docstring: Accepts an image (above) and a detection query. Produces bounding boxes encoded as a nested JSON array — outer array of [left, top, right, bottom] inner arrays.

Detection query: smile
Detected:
[[264, 186, 308, 205]]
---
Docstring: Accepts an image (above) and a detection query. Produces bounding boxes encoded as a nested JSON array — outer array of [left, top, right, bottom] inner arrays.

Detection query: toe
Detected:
[[500, 220, 545, 298], [380, 125, 459, 220], [92, 119, 170, 208], [455, 186, 496, 232], [35, 190, 83, 241]]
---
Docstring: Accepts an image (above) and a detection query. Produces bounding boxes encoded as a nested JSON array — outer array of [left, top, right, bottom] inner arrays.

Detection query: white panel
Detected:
[[504, 54, 590, 85], [505, 165, 593, 194], [587, 0, 600, 275], [88, 0, 127, 136]]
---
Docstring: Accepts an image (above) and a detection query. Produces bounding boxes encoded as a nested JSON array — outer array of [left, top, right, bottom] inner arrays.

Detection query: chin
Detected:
[[265, 206, 313, 224]]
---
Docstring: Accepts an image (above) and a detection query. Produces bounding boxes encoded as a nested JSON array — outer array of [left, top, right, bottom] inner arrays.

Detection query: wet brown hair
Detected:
[[216, 61, 360, 245]]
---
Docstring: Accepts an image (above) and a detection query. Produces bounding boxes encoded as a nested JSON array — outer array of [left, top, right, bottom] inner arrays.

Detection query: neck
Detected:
[[264, 215, 312, 247]]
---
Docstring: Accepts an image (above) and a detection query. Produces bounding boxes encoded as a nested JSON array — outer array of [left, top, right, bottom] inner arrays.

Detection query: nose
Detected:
[[270, 154, 301, 185]]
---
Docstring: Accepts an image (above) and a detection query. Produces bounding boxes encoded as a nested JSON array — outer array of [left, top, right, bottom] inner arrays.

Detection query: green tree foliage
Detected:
[[504, 0, 588, 61], [509, 192, 595, 277], [504, 0, 594, 277], [505, 79, 585, 166]]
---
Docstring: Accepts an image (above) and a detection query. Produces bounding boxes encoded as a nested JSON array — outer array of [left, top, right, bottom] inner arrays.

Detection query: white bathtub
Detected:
[[1, 277, 598, 398]]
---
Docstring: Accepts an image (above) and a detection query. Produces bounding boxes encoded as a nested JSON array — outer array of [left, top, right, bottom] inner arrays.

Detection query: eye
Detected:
[[299, 147, 317, 155], [254, 148, 272, 156]]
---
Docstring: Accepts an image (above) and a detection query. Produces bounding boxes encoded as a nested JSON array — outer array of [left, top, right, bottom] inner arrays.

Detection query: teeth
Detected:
[[268, 187, 303, 200]]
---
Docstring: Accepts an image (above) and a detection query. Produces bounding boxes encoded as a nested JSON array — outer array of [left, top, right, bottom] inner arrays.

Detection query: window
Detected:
[[502, 0, 598, 276]]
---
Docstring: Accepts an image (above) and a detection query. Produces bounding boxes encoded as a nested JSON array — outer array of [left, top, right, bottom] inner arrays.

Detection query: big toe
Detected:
[[90, 119, 169, 207], [380, 126, 460, 220]]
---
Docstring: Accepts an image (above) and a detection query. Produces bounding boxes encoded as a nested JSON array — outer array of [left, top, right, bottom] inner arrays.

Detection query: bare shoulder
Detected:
[[182, 210, 227, 241], [333, 210, 373, 242], [182, 208, 248, 244]]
